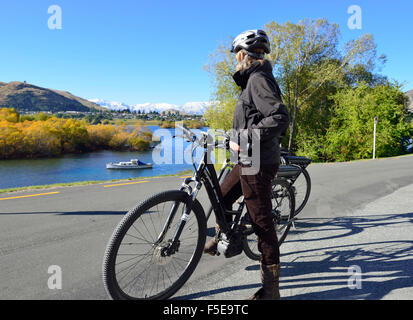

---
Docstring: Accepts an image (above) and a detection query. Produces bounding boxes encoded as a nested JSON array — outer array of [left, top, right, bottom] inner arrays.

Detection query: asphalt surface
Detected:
[[1, 154, 413, 300]]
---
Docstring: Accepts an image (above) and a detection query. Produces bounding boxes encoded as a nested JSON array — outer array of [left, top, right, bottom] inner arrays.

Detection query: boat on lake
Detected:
[[106, 159, 152, 170]]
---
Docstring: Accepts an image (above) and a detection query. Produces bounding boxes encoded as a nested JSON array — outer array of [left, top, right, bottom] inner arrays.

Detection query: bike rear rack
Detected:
[[276, 164, 302, 179]]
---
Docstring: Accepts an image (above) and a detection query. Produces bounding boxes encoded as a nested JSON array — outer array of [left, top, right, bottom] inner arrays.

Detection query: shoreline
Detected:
[[1, 153, 412, 195], [0, 170, 192, 195]]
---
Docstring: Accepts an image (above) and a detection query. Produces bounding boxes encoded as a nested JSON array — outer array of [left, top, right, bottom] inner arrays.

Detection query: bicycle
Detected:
[[102, 125, 296, 300]]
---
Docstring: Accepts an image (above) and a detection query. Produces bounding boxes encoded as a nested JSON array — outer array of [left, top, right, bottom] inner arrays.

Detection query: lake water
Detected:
[[0, 126, 209, 189]]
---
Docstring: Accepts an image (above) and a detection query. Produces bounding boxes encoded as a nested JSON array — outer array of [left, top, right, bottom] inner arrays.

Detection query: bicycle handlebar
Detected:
[[175, 124, 198, 143], [175, 126, 313, 168], [175, 125, 231, 150]]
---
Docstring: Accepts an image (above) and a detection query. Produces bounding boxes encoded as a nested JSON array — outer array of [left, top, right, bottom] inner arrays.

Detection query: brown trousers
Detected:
[[220, 163, 280, 265]]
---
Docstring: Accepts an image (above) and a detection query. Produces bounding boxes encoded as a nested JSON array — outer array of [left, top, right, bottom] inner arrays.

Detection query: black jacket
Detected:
[[231, 60, 290, 165]]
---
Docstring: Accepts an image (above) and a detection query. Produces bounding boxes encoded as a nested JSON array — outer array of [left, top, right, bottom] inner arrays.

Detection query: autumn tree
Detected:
[[0, 108, 20, 123], [0, 110, 153, 159]]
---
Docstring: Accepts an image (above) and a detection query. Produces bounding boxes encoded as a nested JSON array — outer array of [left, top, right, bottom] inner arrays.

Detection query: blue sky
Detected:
[[1, 0, 412, 105]]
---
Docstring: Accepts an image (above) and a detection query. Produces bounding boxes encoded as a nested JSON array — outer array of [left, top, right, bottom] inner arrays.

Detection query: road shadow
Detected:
[[279, 212, 413, 299], [174, 212, 413, 300], [286, 212, 413, 243], [279, 240, 413, 299]]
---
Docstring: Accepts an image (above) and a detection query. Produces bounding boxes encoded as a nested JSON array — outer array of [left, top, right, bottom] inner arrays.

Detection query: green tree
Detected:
[[204, 41, 240, 130], [324, 83, 413, 162], [204, 19, 386, 152], [267, 19, 385, 150]]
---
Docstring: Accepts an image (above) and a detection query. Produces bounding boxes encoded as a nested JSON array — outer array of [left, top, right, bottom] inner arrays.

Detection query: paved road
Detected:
[[1, 155, 413, 300]]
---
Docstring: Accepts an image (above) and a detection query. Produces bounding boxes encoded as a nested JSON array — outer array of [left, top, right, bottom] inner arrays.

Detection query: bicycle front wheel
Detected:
[[102, 190, 207, 300]]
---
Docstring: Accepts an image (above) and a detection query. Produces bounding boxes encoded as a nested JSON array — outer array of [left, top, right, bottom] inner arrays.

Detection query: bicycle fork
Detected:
[[155, 179, 201, 257]]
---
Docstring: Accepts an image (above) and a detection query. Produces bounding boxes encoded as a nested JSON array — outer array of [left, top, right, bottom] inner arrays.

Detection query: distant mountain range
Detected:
[[89, 99, 215, 115], [2, 80, 410, 116], [0, 81, 104, 112], [0, 81, 213, 115]]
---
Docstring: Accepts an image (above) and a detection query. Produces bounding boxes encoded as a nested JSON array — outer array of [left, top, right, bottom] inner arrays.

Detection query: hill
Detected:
[[0, 81, 104, 113]]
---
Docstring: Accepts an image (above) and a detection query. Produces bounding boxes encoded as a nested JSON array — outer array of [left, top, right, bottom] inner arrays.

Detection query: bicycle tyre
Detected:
[[293, 167, 311, 216], [102, 190, 207, 300]]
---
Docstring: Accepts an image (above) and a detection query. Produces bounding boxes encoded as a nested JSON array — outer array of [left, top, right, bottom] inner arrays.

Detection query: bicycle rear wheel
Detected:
[[292, 167, 311, 216], [242, 180, 295, 261], [102, 190, 206, 300]]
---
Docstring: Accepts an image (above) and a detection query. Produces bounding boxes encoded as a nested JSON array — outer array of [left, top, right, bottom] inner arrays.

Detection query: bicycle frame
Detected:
[[157, 133, 240, 256], [205, 157, 233, 221]]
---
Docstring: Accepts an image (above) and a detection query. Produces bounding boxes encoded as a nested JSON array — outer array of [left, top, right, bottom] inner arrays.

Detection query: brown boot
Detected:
[[248, 263, 281, 300], [203, 224, 219, 256]]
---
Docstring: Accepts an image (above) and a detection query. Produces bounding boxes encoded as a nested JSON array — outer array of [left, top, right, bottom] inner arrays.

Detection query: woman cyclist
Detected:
[[203, 29, 290, 300]]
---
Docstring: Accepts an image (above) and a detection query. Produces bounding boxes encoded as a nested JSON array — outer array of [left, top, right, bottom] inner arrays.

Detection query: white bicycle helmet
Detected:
[[231, 29, 271, 59]]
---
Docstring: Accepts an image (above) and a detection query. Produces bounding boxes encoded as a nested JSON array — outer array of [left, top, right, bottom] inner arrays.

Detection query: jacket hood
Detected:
[[232, 59, 273, 90]]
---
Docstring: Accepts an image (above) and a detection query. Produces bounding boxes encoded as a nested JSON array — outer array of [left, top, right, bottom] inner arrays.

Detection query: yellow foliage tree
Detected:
[[0, 111, 153, 159], [0, 108, 20, 123]]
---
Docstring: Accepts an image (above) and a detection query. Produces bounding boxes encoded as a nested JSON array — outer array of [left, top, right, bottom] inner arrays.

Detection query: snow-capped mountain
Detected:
[[89, 99, 216, 115], [89, 99, 130, 111], [180, 102, 212, 115]]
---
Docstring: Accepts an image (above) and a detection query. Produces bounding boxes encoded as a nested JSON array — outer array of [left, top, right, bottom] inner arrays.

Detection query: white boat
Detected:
[[106, 159, 152, 170]]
